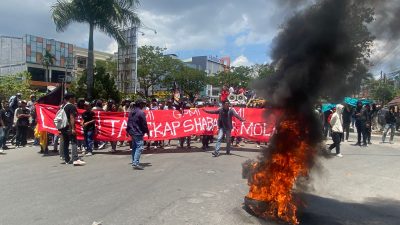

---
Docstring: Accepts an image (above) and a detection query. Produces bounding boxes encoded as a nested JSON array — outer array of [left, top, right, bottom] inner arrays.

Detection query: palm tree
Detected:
[[51, 0, 140, 100], [42, 50, 56, 82]]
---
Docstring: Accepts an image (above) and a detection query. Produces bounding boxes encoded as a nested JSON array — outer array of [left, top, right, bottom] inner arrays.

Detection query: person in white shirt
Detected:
[[328, 104, 344, 157]]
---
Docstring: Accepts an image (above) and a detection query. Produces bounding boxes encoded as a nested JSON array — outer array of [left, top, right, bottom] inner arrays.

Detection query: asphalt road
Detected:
[[0, 133, 399, 225]]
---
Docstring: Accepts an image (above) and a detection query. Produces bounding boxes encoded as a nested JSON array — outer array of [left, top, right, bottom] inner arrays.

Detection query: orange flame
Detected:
[[246, 118, 315, 224]]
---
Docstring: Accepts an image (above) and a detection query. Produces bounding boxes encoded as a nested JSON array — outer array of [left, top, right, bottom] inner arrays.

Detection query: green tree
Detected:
[[42, 50, 56, 82], [137, 46, 177, 97], [164, 62, 208, 101], [255, 63, 274, 80], [70, 60, 121, 102], [52, 0, 140, 100], [210, 66, 253, 88], [0, 72, 34, 101], [370, 80, 395, 105]]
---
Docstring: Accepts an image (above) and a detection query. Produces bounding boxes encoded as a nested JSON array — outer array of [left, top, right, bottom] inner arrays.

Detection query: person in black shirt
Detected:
[[81, 102, 95, 156], [0, 101, 13, 150], [61, 93, 85, 166], [382, 106, 397, 144], [354, 101, 367, 146], [342, 104, 352, 142], [364, 104, 372, 145], [204, 100, 245, 157], [15, 101, 30, 147]]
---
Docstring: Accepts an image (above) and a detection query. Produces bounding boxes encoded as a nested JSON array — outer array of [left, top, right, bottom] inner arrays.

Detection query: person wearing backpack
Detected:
[[59, 93, 85, 166]]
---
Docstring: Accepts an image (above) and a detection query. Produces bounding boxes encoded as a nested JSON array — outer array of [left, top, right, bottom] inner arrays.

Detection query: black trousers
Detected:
[[356, 121, 366, 145], [201, 135, 212, 148], [180, 136, 191, 147], [16, 125, 28, 146], [62, 131, 77, 163], [366, 125, 372, 143], [329, 132, 341, 154], [342, 123, 350, 141]]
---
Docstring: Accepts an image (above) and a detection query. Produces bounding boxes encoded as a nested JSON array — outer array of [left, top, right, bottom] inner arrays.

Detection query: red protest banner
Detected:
[[36, 104, 278, 142]]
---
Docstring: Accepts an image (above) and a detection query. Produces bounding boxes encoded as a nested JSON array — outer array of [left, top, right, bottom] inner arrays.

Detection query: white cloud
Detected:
[[232, 55, 253, 67]]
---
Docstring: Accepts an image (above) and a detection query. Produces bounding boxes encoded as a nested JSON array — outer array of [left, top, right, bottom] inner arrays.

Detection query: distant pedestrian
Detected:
[[0, 101, 13, 150], [15, 100, 30, 148], [81, 102, 95, 156], [323, 107, 333, 139], [0, 103, 5, 154], [382, 106, 396, 144], [364, 104, 372, 145], [127, 99, 150, 170], [354, 101, 367, 146], [203, 100, 245, 157], [328, 104, 344, 157], [342, 104, 352, 142]]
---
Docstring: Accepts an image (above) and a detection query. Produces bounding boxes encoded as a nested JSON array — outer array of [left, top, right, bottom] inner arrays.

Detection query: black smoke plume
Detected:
[[245, 0, 374, 223]]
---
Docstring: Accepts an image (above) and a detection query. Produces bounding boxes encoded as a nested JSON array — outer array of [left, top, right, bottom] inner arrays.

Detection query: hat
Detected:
[[16, 93, 22, 96], [20, 100, 27, 104], [135, 99, 146, 105]]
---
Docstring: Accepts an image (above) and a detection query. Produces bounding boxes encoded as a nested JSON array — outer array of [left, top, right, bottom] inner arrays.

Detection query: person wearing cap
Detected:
[[122, 98, 131, 112], [203, 100, 245, 157], [15, 100, 30, 148], [127, 99, 150, 170]]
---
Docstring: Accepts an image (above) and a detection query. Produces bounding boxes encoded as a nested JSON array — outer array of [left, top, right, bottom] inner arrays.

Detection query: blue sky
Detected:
[[0, 0, 399, 74]]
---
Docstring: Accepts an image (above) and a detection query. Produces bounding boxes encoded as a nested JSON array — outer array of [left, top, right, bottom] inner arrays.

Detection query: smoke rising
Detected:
[[245, 0, 376, 223]]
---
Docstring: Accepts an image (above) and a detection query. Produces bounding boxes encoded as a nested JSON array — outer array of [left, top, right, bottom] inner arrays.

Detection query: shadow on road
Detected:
[[298, 193, 400, 225], [241, 193, 400, 225]]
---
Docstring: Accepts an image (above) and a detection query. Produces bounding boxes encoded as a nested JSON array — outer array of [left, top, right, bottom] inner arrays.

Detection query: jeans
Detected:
[[382, 123, 396, 142], [131, 135, 144, 166], [62, 130, 78, 163], [84, 130, 94, 153], [2, 126, 10, 148], [16, 125, 28, 146], [323, 123, 331, 138], [215, 128, 231, 154], [0, 128, 4, 147], [329, 132, 341, 154]]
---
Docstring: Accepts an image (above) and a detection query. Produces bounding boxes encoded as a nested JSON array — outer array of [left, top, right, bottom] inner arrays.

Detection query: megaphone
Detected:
[[228, 94, 237, 102]]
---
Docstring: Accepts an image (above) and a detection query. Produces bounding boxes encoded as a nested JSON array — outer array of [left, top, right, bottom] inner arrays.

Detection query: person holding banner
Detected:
[[204, 100, 245, 157], [127, 99, 150, 170]]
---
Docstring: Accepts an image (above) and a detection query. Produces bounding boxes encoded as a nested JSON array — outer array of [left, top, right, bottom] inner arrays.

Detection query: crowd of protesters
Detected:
[[0, 87, 263, 169], [315, 100, 398, 158]]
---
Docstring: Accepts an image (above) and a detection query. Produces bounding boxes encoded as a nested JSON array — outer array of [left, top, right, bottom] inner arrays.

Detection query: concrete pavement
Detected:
[[0, 133, 399, 225]]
